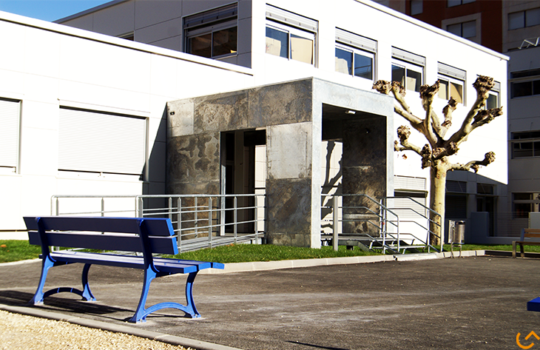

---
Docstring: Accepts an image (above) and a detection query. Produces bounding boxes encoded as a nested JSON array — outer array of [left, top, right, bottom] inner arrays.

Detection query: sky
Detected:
[[0, 0, 112, 22]]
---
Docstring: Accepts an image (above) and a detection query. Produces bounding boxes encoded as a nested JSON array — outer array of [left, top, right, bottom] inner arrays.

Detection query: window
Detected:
[[511, 131, 540, 158], [410, 0, 423, 15], [438, 63, 466, 104], [266, 24, 314, 64], [513, 193, 540, 219], [447, 20, 476, 38], [265, 5, 318, 65], [448, 0, 475, 7], [335, 29, 376, 80], [0, 98, 20, 173], [184, 4, 238, 59], [512, 80, 540, 98], [509, 8, 540, 30], [59, 108, 147, 176], [391, 48, 425, 93], [482, 79, 500, 109]]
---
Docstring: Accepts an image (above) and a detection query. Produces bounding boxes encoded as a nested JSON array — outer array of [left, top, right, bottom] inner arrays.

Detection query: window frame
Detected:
[[448, 0, 475, 8], [438, 75, 465, 105], [265, 21, 315, 65], [513, 192, 540, 219], [184, 5, 238, 60], [447, 20, 476, 39], [511, 131, 540, 159], [335, 43, 374, 81], [0, 97, 21, 174], [410, 0, 423, 15], [392, 60, 424, 93], [509, 8, 540, 30]]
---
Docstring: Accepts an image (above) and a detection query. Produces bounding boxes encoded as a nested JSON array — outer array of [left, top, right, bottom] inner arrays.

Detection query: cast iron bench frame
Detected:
[[24, 216, 224, 323], [512, 228, 540, 258]]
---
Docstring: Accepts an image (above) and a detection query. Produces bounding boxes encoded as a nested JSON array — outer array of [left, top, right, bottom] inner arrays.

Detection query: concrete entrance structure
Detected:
[[167, 78, 394, 247]]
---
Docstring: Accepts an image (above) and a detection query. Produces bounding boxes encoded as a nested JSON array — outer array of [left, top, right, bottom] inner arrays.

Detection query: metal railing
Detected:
[[321, 194, 401, 254], [51, 194, 266, 253], [322, 194, 442, 254], [382, 196, 441, 253]]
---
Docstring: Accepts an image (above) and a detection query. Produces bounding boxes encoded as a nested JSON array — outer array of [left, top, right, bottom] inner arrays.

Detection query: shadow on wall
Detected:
[[142, 106, 168, 211], [321, 141, 343, 233]]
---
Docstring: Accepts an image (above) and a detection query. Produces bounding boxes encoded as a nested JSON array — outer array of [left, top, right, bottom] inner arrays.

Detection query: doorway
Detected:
[[221, 129, 266, 233]]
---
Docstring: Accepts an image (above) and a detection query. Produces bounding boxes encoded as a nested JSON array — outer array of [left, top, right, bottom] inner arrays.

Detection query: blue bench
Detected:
[[24, 216, 224, 323]]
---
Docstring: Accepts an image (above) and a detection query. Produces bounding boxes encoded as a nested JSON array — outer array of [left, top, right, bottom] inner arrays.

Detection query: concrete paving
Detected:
[[1, 254, 540, 350]]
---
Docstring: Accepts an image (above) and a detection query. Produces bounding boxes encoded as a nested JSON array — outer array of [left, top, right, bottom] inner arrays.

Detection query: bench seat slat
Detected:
[[49, 251, 220, 273], [28, 231, 178, 255]]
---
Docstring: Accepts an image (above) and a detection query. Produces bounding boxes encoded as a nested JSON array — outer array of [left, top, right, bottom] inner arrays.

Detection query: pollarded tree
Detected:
[[372, 76, 502, 245]]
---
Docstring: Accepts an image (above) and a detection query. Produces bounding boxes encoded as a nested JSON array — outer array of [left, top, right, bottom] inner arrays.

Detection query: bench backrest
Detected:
[[521, 228, 540, 242], [24, 216, 178, 255]]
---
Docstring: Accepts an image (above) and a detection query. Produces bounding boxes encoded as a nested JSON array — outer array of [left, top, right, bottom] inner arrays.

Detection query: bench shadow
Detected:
[[0, 290, 131, 315], [0, 290, 195, 323], [286, 341, 350, 350]]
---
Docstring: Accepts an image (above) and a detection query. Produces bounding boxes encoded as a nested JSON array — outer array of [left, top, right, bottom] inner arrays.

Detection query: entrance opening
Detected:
[[221, 129, 266, 233]]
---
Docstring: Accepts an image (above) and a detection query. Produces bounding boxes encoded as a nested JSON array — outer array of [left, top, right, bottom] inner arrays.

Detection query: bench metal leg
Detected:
[[129, 269, 201, 323], [512, 241, 517, 258], [29, 256, 55, 305], [30, 261, 96, 304], [81, 264, 96, 301]]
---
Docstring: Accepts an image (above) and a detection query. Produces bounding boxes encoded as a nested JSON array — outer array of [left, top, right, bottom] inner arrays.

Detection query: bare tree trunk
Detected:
[[429, 163, 447, 246]]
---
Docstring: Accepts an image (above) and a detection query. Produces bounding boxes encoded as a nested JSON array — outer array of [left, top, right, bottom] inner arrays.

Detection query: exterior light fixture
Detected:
[[345, 110, 356, 115]]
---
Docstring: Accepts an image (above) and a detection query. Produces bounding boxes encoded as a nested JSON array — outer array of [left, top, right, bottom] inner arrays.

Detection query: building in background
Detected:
[[0, 0, 507, 246], [374, 0, 540, 238]]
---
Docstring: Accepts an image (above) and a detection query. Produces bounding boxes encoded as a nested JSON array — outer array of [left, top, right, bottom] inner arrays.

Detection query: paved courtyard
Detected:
[[1, 255, 539, 350]]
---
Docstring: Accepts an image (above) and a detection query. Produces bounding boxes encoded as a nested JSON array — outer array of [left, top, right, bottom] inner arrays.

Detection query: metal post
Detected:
[[333, 196, 339, 252], [220, 195, 225, 236], [101, 198, 105, 217], [195, 197, 198, 238], [208, 197, 213, 248], [234, 196, 238, 244], [177, 197, 182, 249], [137, 197, 144, 217], [168, 197, 173, 221], [254, 195, 259, 242]]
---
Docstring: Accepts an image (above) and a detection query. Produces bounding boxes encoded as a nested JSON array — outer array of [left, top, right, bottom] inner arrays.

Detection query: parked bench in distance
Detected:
[[24, 216, 224, 323], [512, 228, 540, 259]]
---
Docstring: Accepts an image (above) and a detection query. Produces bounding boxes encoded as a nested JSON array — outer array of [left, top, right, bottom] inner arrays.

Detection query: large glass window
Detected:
[[184, 4, 238, 59], [266, 23, 314, 64], [335, 45, 373, 80], [513, 193, 540, 219], [509, 8, 540, 30], [511, 131, 540, 158], [392, 62, 422, 92], [448, 0, 475, 7], [438, 76, 464, 104], [410, 0, 423, 15], [512, 80, 540, 98], [447, 20, 476, 38]]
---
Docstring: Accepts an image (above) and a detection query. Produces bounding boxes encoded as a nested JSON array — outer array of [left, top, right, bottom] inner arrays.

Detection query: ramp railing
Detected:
[[51, 194, 266, 252]]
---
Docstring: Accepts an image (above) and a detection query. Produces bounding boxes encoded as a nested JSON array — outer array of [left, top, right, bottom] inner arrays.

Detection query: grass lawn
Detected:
[[1, 240, 538, 264]]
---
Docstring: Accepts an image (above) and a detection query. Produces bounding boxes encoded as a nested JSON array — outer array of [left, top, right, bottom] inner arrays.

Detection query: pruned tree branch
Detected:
[[395, 125, 422, 155], [420, 82, 441, 147], [448, 152, 496, 173], [448, 76, 496, 145], [439, 97, 457, 138]]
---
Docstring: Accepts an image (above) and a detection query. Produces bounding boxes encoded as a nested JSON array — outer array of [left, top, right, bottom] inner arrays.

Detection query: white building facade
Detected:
[[0, 0, 507, 245]]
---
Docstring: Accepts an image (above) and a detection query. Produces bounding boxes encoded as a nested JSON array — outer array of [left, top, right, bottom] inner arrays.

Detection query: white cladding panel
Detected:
[[58, 108, 146, 175], [0, 99, 20, 168]]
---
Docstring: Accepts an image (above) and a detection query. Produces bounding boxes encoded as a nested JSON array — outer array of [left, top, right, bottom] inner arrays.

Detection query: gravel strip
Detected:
[[0, 310, 193, 350]]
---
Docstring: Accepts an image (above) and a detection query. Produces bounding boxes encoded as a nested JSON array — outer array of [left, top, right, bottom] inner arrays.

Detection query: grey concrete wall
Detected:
[[167, 79, 315, 247], [166, 78, 394, 247]]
